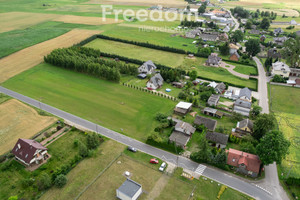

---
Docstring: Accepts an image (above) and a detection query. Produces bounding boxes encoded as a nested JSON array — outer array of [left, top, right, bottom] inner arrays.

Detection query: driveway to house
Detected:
[[219, 61, 249, 79], [252, 57, 289, 200], [0, 86, 275, 200]]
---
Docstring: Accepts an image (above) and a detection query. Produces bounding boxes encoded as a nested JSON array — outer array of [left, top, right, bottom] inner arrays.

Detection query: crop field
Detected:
[[0, 99, 56, 155], [85, 38, 257, 90], [0, 29, 101, 83], [87, 0, 187, 7], [2, 63, 176, 142], [53, 15, 123, 25], [270, 85, 300, 178], [0, 12, 59, 33]]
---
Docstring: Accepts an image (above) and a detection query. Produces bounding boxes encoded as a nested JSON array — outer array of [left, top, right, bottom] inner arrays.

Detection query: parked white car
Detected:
[[159, 162, 166, 172]]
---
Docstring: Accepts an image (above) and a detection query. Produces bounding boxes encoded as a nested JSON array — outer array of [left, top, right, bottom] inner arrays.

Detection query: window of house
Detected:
[[232, 158, 235, 162]]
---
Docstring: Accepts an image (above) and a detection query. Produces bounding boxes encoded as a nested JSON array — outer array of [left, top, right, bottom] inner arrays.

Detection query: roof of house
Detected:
[[215, 82, 226, 93], [274, 28, 283, 33], [199, 33, 219, 41], [206, 53, 222, 65], [227, 148, 261, 173], [204, 107, 218, 114], [148, 73, 164, 88], [272, 61, 290, 72], [273, 36, 288, 43], [234, 99, 252, 109], [223, 26, 230, 33], [296, 30, 300, 36], [174, 121, 196, 136], [229, 43, 239, 50], [208, 81, 218, 88], [117, 179, 142, 198], [206, 131, 229, 145], [230, 52, 240, 59], [176, 102, 193, 110], [249, 29, 260, 35], [239, 87, 252, 100], [169, 131, 190, 146], [237, 118, 253, 130], [139, 60, 156, 72], [207, 94, 220, 106], [12, 138, 47, 164], [194, 116, 217, 131]]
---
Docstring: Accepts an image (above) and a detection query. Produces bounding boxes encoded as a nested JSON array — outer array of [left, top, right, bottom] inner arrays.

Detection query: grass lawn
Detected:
[[2, 63, 176, 142], [270, 85, 300, 178], [0, 21, 70, 58], [40, 139, 125, 200], [228, 62, 258, 76]]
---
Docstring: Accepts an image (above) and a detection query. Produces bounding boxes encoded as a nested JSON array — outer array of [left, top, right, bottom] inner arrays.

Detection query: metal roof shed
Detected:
[[116, 179, 142, 200]]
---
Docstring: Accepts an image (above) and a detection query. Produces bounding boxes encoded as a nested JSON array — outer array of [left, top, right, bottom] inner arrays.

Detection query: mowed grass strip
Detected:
[[2, 63, 176, 141], [53, 15, 123, 25], [0, 29, 101, 83], [40, 140, 125, 200], [0, 99, 56, 155], [0, 12, 59, 33]]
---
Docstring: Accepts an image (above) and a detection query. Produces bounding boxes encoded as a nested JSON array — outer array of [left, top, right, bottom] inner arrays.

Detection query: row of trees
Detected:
[[181, 18, 203, 28], [44, 47, 138, 82]]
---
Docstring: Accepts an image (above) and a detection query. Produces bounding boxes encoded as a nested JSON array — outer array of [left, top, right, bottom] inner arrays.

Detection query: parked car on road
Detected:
[[159, 162, 166, 172], [150, 158, 159, 164], [127, 146, 137, 152]]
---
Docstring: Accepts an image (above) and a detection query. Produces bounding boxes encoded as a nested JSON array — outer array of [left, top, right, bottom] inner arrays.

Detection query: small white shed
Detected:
[[116, 179, 142, 200]]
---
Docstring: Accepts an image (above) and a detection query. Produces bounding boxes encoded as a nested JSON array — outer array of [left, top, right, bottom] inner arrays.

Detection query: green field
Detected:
[[230, 62, 258, 75], [2, 63, 176, 142], [270, 85, 300, 178]]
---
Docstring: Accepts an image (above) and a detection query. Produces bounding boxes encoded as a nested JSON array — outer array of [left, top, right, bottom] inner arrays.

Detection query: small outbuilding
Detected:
[[194, 116, 217, 131], [174, 102, 193, 115], [203, 107, 223, 118], [206, 131, 229, 149], [116, 179, 142, 200], [207, 94, 220, 107]]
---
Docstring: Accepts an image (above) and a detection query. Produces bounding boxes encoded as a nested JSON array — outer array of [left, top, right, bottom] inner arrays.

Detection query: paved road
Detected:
[[225, 8, 239, 32], [220, 61, 249, 79], [0, 86, 274, 200], [253, 57, 289, 200]]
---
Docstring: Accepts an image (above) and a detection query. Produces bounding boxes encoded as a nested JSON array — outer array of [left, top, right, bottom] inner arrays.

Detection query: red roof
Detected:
[[227, 148, 261, 173], [12, 139, 47, 164]]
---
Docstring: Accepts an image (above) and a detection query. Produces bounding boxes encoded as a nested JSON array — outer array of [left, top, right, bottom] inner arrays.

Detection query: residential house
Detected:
[[229, 43, 239, 54], [211, 9, 227, 17], [206, 53, 222, 67], [219, 32, 229, 41], [233, 99, 252, 116], [12, 138, 48, 166], [267, 48, 281, 59], [233, 118, 253, 138], [274, 28, 284, 36], [169, 121, 196, 148], [239, 87, 252, 102], [230, 52, 240, 61], [199, 33, 219, 41], [273, 36, 288, 46], [138, 60, 157, 74], [116, 179, 142, 200], [249, 29, 261, 35], [146, 73, 164, 90], [227, 148, 261, 177], [186, 29, 201, 38], [222, 26, 230, 33], [206, 131, 229, 149], [174, 102, 193, 115], [271, 61, 290, 78], [290, 68, 300, 77], [215, 82, 226, 94], [203, 107, 224, 118], [207, 94, 220, 106], [171, 82, 184, 88], [290, 20, 297, 25], [194, 115, 217, 131], [208, 81, 218, 88]]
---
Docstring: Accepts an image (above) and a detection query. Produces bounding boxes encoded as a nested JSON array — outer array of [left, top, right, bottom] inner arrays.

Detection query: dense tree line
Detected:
[[231, 7, 250, 18], [180, 19, 203, 28], [44, 47, 138, 82]]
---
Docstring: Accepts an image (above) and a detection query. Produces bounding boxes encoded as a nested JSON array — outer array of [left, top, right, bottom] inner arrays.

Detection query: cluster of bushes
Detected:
[[272, 75, 287, 83], [160, 68, 184, 83], [44, 47, 138, 82], [231, 7, 250, 18], [286, 177, 300, 186], [180, 19, 203, 28], [97, 35, 188, 54]]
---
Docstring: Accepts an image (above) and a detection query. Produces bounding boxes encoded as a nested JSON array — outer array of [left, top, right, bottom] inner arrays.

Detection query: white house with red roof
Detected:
[[227, 148, 261, 177], [12, 138, 48, 166]]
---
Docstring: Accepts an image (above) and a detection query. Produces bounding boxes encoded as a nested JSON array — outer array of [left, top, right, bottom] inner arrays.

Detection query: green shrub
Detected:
[[54, 174, 67, 188], [36, 173, 52, 191]]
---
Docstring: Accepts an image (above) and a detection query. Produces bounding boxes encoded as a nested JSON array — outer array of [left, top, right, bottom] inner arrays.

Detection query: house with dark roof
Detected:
[[203, 107, 223, 118], [233, 99, 252, 116], [215, 82, 226, 94], [207, 94, 220, 106], [138, 60, 157, 75], [233, 118, 253, 138], [206, 53, 222, 67], [146, 73, 164, 90], [185, 29, 202, 38], [249, 29, 261, 35], [274, 28, 284, 36], [273, 36, 288, 46], [116, 179, 142, 200], [206, 131, 229, 149], [169, 121, 196, 148], [174, 102, 193, 115], [199, 33, 219, 41], [12, 138, 48, 166], [227, 148, 261, 177], [267, 48, 281, 59], [194, 116, 217, 131], [238, 87, 252, 102]]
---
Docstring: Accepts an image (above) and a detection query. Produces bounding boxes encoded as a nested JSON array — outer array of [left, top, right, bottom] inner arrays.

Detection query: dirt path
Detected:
[[146, 174, 170, 200], [219, 61, 250, 79], [0, 29, 101, 83]]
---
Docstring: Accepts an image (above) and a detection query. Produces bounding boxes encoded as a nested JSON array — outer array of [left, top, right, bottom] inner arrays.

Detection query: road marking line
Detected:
[[194, 164, 206, 176]]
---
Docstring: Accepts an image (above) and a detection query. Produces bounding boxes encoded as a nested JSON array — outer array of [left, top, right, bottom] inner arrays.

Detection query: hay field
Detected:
[[87, 0, 187, 7], [0, 12, 59, 33], [53, 15, 123, 25], [0, 99, 56, 155], [0, 29, 101, 83]]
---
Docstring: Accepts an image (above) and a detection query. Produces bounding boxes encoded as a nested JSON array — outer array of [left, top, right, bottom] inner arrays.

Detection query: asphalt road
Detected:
[[0, 86, 274, 200]]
